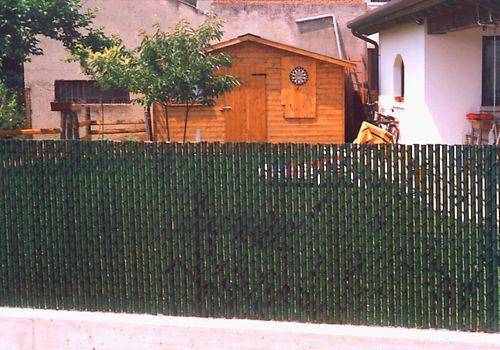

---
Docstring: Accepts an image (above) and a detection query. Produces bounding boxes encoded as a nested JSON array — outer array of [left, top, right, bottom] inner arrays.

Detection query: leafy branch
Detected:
[[69, 14, 240, 141]]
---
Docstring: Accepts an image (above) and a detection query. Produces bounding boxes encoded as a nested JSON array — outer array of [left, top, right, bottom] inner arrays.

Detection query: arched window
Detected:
[[393, 55, 405, 101]]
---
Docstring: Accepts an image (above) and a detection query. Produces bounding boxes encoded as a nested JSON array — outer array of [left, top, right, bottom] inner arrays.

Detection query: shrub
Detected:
[[0, 83, 24, 131]]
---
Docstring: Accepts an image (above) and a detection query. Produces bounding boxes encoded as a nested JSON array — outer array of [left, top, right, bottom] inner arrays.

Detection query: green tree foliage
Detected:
[[71, 15, 240, 141], [0, 82, 24, 131], [0, 0, 111, 89], [0, 0, 112, 132]]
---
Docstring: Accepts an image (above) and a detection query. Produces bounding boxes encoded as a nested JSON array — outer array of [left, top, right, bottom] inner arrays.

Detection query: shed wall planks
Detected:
[[152, 42, 345, 143]]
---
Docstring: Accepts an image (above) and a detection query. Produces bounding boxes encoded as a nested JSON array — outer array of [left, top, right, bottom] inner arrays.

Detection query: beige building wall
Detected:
[[212, 1, 367, 61], [24, 0, 206, 138]]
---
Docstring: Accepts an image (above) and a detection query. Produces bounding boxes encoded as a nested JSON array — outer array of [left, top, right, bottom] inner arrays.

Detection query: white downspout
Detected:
[[295, 14, 344, 60]]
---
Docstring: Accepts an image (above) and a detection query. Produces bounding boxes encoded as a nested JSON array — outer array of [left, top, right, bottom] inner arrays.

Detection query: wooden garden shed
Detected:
[[152, 34, 355, 143]]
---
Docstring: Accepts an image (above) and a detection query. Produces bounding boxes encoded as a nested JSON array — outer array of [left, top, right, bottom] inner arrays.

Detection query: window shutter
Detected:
[[281, 56, 316, 119]]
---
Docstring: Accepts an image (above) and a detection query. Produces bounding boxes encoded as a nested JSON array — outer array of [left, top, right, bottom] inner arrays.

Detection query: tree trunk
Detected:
[[164, 104, 171, 142], [182, 103, 191, 142], [144, 105, 153, 141]]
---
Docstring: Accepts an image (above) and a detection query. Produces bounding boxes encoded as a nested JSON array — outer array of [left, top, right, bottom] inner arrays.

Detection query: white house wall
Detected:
[[424, 27, 488, 144], [379, 23, 429, 144], [379, 22, 496, 144]]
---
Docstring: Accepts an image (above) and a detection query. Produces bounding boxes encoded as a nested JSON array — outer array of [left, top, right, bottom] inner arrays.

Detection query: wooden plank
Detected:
[[247, 73, 267, 142], [282, 56, 317, 119], [152, 102, 225, 142], [281, 58, 294, 118], [79, 119, 145, 127], [0, 128, 63, 136], [305, 62, 317, 119], [225, 67, 245, 142], [90, 127, 147, 135], [50, 102, 72, 111]]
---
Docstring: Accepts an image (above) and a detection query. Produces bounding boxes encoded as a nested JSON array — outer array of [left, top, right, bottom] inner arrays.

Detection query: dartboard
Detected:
[[290, 66, 309, 86]]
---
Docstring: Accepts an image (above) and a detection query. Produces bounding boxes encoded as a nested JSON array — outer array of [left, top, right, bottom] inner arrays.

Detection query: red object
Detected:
[[466, 113, 493, 120]]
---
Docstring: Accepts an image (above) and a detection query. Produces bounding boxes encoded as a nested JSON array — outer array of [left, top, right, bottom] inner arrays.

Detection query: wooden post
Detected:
[[67, 111, 74, 140], [72, 111, 79, 140], [60, 111, 67, 140], [84, 107, 91, 139]]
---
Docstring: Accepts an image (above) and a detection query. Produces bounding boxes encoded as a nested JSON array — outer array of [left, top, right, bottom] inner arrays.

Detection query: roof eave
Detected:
[[348, 0, 500, 35], [347, 0, 448, 35], [209, 34, 356, 69]]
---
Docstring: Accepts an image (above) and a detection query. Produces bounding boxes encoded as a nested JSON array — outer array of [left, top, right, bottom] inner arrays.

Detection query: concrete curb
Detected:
[[0, 308, 498, 349]]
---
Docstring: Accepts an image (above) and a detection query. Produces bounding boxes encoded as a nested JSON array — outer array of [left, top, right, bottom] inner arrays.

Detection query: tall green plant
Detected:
[[0, 82, 24, 131], [149, 16, 240, 141], [71, 14, 239, 141]]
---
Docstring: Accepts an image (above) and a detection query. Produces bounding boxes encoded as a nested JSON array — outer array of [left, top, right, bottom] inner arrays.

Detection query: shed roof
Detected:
[[210, 34, 356, 68], [347, 0, 500, 35]]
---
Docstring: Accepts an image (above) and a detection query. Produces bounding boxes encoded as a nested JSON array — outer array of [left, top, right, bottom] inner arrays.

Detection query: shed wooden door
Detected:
[[224, 65, 267, 142]]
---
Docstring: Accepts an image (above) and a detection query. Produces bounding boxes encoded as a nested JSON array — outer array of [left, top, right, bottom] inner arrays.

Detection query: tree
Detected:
[[157, 16, 240, 142], [0, 0, 110, 90], [71, 15, 240, 141]]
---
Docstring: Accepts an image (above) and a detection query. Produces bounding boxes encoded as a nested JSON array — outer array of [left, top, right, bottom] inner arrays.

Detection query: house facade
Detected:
[[348, 0, 500, 144], [24, 0, 369, 141]]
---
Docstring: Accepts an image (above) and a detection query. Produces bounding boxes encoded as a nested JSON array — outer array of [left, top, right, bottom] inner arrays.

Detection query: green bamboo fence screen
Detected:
[[0, 141, 498, 331]]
